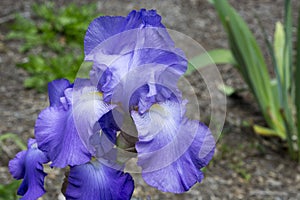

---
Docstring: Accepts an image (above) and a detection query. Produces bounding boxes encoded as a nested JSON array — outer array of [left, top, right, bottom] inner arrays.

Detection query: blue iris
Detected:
[[9, 9, 215, 199]]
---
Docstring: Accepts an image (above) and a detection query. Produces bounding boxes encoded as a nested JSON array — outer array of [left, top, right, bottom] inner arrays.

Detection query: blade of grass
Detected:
[[283, 0, 293, 92], [282, 0, 296, 157], [256, 17, 283, 109], [213, 0, 285, 139], [214, 0, 272, 104], [274, 22, 286, 84], [185, 49, 236, 75], [253, 125, 281, 138], [0, 133, 27, 150], [295, 4, 300, 161]]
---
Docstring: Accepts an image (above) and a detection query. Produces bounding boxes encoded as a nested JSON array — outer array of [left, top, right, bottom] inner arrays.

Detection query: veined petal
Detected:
[[35, 106, 91, 168], [48, 79, 71, 107], [72, 80, 116, 156], [131, 100, 215, 193], [65, 160, 134, 200], [9, 150, 26, 180], [98, 50, 185, 104], [35, 79, 113, 167], [84, 16, 126, 56], [8, 139, 49, 200], [85, 9, 187, 105], [84, 9, 165, 56]]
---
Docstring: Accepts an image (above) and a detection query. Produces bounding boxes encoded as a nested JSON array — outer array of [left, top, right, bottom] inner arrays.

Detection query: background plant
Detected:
[[189, 0, 300, 161], [0, 133, 26, 200], [7, 2, 100, 92]]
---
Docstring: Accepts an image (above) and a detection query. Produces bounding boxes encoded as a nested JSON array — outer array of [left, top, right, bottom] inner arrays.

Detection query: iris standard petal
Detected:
[[65, 160, 134, 200], [84, 9, 165, 56], [131, 100, 215, 193], [35, 79, 113, 167], [84, 16, 126, 56], [93, 48, 186, 104], [8, 139, 49, 200], [85, 9, 187, 105]]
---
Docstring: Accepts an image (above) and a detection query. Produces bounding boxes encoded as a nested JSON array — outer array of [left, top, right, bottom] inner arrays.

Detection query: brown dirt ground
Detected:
[[0, 0, 300, 199]]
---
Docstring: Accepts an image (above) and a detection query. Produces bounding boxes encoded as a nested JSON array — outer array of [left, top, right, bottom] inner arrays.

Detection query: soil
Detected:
[[1, 0, 300, 200]]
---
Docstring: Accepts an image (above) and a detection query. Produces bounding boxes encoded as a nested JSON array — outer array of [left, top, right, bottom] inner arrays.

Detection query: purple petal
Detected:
[[65, 160, 134, 200], [131, 100, 215, 193], [85, 9, 187, 105], [9, 150, 26, 180], [8, 139, 49, 200], [89, 45, 187, 105], [98, 110, 120, 144], [48, 79, 71, 107], [35, 106, 91, 168], [84, 9, 164, 55], [72, 79, 116, 155], [35, 79, 113, 167], [84, 16, 126, 55]]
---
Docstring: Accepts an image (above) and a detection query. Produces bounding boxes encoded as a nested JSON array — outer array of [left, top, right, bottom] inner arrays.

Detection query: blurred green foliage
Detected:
[[0, 133, 26, 200], [0, 133, 26, 151], [7, 2, 100, 92], [0, 180, 22, 200]]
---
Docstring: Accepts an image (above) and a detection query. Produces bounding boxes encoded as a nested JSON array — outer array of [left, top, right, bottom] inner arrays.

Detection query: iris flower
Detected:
[[9, 138, 49, 200], [9, 9, 215, 199]]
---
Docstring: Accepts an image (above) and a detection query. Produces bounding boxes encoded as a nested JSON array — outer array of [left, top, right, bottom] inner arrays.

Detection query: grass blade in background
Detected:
[[213, 0, 286, 139], [0, 133, 26, 150], [280, 0, 296, 158], [210, 0, 300, 160], [185, 49, 235, 75], [283, 0, 293, 92], [295, 5, 300, 161]]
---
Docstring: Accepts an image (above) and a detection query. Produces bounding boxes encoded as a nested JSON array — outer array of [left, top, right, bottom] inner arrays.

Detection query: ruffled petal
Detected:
[[131, 100, 215, 193], [9, 150, 26, 180], [89, 45, 187, 104], [8, 139, 49, 200], [48, 79, 71, 107], [35, 79, 113, 167], [65, 160, 134, 200], [72, 79, 116, 156], [84, 9, 165, 56], [84, 16, 126, 55], [35, 106, 91, 168], [85, 9, 187, 104]]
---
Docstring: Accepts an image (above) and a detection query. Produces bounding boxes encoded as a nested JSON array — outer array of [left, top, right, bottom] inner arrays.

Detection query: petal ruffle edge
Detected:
[[65, 160, 134, 200], [132, 100, 215, 193], [8, 139, 49, 200]]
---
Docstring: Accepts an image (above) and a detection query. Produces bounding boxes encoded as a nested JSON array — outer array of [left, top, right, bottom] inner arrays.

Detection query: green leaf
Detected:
[[18, 55, 46, 73], [76, 61, 93, 78], [24, 77, 47, 92], [0, 133, 26, 150], [6, 3, 99, 92], [253, 125, 283, 138], [218, 84, 235, 96], [185, 49, 236, 75], [213, 0, 285, 139], [295, 2, 300, 161], [281, 0, 296, 158], [283, 0, 293, 91], [0, 180, 22, 200], [274, 22, 286, 82]]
